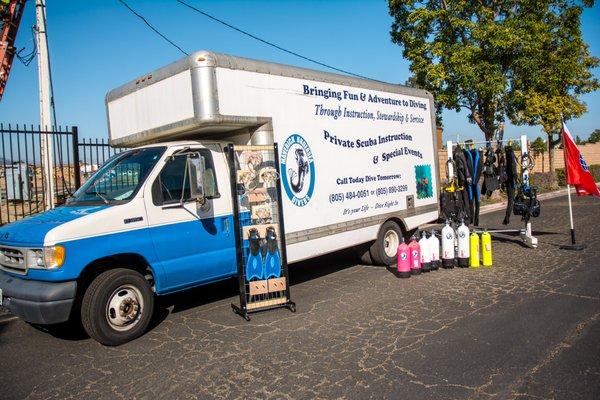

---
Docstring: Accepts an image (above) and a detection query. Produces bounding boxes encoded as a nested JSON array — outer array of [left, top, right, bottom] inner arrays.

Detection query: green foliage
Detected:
[[507, 1, 599, 136], [588, 129, 600, 143], [388, 1, 598, 141], [531, 137, 547, 155], [575, 135, 586, 145]]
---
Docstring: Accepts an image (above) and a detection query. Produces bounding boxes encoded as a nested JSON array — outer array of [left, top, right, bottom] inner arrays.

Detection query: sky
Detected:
[[1, 0, 599, 144]]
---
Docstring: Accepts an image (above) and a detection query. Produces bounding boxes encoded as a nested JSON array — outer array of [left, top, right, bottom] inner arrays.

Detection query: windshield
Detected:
[[68, 147, 165, 205]]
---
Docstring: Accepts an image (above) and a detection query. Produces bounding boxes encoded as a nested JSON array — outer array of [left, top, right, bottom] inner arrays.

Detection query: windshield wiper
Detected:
[[84, 182, 110, 204]]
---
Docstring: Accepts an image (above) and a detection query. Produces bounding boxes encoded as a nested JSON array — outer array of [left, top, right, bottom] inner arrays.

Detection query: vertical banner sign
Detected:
[[228, 144, 296, 320]]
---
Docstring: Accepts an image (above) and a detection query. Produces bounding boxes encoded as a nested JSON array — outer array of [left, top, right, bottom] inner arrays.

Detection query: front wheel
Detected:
[[81, 268, 154, 346]]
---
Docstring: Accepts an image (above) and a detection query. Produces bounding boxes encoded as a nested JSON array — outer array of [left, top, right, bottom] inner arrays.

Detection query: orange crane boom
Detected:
[[0, 0, 26, 101]]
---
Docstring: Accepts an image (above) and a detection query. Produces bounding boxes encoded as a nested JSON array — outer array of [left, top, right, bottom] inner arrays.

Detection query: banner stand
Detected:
[[227, 143, 296, 321], [559, 184, 585, 251]]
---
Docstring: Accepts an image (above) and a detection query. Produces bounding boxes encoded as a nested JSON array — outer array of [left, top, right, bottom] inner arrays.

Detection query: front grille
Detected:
[[0, 246, 27, 274]]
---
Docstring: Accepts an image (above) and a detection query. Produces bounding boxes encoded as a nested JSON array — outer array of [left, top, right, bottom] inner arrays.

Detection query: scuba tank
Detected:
[[441, 221, 455, 268], [429, 229, 440, 271], [469, 232, 480, 268], [396, 239, 411, 278], [408, 236, 421, 275], [457, 220, 470, 268], [419, 232, 431, 272], [481, 230, 492, 267]]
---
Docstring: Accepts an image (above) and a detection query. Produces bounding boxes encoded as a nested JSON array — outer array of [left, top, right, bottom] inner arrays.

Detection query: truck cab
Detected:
[[0, 141, 235, 345]]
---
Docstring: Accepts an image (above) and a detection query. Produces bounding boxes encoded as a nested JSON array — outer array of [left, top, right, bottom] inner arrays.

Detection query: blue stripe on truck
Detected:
[[22, 215, 237, 295]]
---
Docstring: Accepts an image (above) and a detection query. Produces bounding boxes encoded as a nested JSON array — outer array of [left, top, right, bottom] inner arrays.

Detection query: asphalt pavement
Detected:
[[0, 194, 599, 400]]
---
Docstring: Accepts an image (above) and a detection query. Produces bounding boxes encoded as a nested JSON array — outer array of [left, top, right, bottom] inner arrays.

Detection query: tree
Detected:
[[507, 1, 598, 181], [589, 129, 600, 144], [531, 136, 547, 172], [575, 135, 586, 145], [389, 1, 523, 140], [388, 0, 597, 164]]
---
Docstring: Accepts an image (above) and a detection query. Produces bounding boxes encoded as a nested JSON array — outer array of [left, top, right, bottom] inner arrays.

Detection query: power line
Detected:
[[176, 0, 377, 81], [117, 0, 188, 56]]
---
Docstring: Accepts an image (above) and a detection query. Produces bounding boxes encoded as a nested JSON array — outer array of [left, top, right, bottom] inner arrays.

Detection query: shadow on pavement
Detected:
[[8, 248, 362, 340], [157, 248, 360, 316]]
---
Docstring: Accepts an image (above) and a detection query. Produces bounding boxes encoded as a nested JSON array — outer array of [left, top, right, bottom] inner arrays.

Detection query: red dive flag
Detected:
[[561, 122, 600, 196]]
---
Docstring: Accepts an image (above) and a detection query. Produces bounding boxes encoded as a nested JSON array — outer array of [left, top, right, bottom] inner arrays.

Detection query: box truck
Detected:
[[0, 51, 439, 345]]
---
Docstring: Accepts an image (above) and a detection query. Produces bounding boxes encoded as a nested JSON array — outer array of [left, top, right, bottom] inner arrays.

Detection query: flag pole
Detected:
[[560, 117, 585, 250], [560, 184, 584, 250]]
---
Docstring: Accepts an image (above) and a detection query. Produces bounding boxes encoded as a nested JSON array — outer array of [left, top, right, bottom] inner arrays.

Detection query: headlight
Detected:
[[43, 245, 66, 269], [26, 249, 46, 269]]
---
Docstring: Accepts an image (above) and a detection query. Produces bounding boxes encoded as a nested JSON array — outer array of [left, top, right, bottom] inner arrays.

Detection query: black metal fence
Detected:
[[0, 124, 124, 225]]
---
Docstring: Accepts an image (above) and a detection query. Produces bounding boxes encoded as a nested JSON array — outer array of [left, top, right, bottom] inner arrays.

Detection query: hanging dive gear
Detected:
[[452, 145, 472, 223], [503, 145, 518, 225], [512, 150, 541, 222], [482, 145, 500, 196]]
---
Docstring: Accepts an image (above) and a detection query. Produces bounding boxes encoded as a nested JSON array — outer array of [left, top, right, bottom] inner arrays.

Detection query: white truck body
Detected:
[[106, 50, 440, 263]]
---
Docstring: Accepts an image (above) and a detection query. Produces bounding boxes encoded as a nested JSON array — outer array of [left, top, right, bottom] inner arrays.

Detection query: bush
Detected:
[[530, 172, 558, 192], [555, 168, 566, 186], [554, 164, 600, 187]]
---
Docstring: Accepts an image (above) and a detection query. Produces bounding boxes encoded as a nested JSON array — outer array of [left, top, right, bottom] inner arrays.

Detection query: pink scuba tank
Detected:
[[408, 236, 421, 275], [396, 240, 411, 278]]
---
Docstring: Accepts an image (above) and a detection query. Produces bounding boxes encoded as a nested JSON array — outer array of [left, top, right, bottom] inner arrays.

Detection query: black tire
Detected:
[[353, 241, 375, 265], [369, 220, 404, 266], [81, 268, 154, 346]]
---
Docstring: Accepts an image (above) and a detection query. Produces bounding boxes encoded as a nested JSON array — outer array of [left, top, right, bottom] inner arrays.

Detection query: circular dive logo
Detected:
[[579, 154, 589, 172], [445, 232, 453, 240], [459, 231, 466, 238], [280, 134, 315, 207], [400, 253, 407, 261]]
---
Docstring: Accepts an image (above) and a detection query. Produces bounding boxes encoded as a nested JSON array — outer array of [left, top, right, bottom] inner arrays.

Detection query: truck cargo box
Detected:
[[107, 50, 440, 260]]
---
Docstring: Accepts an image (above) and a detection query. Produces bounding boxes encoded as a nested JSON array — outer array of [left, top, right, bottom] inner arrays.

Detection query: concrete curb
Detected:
[[0, 313, 18, 325]]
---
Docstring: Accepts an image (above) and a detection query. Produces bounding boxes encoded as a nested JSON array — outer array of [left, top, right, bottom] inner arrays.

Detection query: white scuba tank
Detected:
[[429, 229, 440, 270], [419, 232, 431, 272], [457, 220, 470, 268], [441, 221, 455, 268]]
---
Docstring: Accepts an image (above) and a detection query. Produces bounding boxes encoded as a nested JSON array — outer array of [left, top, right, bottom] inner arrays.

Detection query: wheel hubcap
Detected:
[[384, 229, 400, 258], [106, 285, 144, 332]]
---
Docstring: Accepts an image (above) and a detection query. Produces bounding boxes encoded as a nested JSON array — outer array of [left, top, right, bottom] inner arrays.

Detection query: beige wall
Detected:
[[437, 142, 600, 179]]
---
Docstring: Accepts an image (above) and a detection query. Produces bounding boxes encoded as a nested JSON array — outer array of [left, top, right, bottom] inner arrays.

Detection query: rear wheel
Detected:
[[369, 220, 403, 266], [353, 242, 374, 265], [81, 268, 154, 346]]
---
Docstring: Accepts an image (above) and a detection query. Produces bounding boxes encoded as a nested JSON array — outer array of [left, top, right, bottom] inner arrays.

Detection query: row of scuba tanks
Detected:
[[395, 220, 492, 278]]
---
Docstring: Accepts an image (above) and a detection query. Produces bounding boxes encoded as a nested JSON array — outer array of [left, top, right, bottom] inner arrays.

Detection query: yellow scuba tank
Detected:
[[469, 232, 480, 268], [481, 230, 492, 267]]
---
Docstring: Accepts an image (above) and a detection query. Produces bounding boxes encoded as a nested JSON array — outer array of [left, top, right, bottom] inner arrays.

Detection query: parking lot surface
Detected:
[[1, 195, 599, 399]]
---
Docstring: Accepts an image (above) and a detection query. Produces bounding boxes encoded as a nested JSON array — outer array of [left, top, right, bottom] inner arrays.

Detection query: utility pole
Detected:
[[35, 0, 55, 209]]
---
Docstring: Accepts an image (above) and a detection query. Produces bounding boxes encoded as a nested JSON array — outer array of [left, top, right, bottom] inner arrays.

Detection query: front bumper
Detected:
[[0, 270, 77, 325]]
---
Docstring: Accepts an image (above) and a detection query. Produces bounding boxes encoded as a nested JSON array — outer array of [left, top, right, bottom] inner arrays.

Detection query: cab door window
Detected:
[[153, 149, 219, 206]]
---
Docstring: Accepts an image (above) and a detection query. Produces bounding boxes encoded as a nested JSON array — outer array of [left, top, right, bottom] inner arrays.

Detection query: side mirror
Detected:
[[187, 154, 206, 203]]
